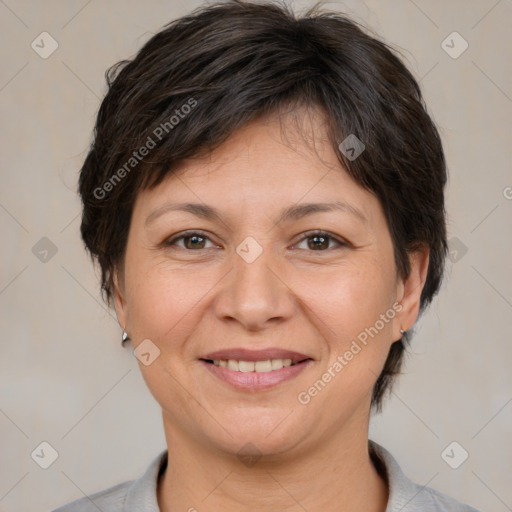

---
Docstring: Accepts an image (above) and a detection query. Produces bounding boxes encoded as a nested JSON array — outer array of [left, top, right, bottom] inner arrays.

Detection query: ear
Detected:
[[394, 246, 430, 339], [112, 267, 128, 331]]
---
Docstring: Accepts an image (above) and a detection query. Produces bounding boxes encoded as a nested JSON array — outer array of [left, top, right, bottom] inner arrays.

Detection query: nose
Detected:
[[213, 240, 295, 332]]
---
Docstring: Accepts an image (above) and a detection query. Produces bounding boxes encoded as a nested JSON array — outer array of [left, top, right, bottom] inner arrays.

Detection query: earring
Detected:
[[122, 330, 130, 345]]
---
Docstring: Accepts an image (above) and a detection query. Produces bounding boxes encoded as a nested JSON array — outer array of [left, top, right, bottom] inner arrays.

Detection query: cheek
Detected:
[[126, 261, 221, 351], [312, 255, 396, 329], [297, 275, 398, 417], [314, 256, 398, 377]]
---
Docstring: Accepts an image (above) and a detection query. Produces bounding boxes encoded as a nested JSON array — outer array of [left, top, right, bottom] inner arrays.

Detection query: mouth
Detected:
[[199, 357, 312, 372], [198, 349, 314, 390]]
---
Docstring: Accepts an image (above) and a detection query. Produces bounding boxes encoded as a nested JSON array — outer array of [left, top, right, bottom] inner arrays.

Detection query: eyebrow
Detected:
[[145, 200, 367, 227]]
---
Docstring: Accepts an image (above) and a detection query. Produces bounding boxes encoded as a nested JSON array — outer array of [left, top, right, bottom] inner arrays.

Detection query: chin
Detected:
[[203, 409, 310, 460]]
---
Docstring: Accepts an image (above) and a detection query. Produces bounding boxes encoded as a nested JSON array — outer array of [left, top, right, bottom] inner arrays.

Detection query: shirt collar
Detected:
[[369, 439, 427, 511], [124, 449, 167, 511], [122, 440, 418, 511]]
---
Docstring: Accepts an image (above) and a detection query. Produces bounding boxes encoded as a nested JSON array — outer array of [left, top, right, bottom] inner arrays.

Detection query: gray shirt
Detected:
[[51, 440, 481, 511]]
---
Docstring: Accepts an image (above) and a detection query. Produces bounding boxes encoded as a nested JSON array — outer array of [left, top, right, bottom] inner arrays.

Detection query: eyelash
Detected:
[[164, 230, 347, 252]]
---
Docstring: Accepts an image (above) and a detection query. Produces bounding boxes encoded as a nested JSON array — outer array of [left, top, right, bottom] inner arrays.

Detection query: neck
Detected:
[[157, 410, 388, 512]]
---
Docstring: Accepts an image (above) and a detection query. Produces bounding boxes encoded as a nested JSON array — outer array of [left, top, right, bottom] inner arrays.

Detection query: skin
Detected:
[[113, 106, 429, 512]]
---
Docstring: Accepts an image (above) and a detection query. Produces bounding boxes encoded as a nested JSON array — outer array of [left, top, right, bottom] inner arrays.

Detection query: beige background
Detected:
[[1, 0, 511, 511]]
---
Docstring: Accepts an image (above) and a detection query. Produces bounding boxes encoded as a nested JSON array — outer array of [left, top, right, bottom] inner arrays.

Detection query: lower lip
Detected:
[[200, 360, 313, 391]]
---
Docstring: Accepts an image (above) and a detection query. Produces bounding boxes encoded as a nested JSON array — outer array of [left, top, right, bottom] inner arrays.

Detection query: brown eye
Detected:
[[308, 234, 329, 250], [183, 234, 207, 250], [165, 231, 215, 250], [295, 231, 346, 251]]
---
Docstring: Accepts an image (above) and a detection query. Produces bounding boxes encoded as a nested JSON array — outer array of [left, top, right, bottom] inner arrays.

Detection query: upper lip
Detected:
[[200, 348, 313, 363]]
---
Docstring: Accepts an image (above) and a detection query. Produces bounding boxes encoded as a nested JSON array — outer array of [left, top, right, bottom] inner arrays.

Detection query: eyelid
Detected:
[[165, 230, 219, 248], [292, 230, 348, 250], [164, 229, 348, 251]]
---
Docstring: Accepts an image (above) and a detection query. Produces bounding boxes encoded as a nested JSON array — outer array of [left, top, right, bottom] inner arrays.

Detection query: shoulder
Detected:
[[368, 440, 482, 512], [50, 480, 131, 512], [411, 484, 482, 512], [50, 449, 168, 512]]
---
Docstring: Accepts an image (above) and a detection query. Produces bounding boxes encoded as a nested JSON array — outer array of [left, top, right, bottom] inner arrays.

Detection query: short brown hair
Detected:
[[78, 0, 448, 411]]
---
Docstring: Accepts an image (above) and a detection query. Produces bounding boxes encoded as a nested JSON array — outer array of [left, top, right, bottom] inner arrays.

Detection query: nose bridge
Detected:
[[215, 234, 292, 330]]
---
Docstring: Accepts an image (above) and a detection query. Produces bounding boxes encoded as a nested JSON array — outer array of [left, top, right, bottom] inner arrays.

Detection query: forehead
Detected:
[[131, 108, 383, 234]]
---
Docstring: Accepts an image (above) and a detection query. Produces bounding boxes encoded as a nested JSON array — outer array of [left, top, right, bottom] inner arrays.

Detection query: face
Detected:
[[114, 108, 428, 458]]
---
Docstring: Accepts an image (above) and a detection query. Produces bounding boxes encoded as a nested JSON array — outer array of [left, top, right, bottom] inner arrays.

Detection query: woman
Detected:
[[53, 0, 481, 510]]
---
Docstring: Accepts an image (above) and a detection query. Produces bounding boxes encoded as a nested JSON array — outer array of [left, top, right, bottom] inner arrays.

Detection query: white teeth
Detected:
[[239, 360, 254, 372], [211, 358, 296, 372], [254, 360, 272, 372], [227, 359, 239, 371]]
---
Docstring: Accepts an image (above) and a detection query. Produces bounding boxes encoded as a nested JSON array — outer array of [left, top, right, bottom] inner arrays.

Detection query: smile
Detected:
[[205, 358, 302, 372], [199, 358, 313, 390]]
